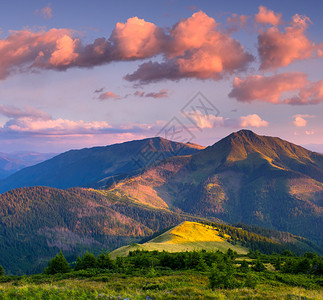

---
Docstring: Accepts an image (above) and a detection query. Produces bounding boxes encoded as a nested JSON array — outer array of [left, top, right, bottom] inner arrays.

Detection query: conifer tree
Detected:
[[81, 251, 97, 269], [97, 251, 115, 269], [44, 250, 71, 274], [252, 258, 266, 272], [0, 265, 5, 276]]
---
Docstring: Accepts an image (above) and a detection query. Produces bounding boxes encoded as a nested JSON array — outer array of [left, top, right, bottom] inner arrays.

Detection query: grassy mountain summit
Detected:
[[0, 137, 203, 193], [111, 220, 320, 258], [111, 221, 248, 257], [108, 130, 323, 243]]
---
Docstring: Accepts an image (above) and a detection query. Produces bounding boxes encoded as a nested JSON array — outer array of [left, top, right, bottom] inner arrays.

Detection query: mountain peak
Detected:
[[234, 129, 259, 138], [0, 136, 203, 193], [206, 129, 322, 174]]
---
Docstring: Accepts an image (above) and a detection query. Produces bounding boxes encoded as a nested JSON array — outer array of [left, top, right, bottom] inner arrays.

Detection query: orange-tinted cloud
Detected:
[[168, 11, 218, 57], [109, 17, 166, 59], [0, 28, 78, 78], [255, 6, 282, 26], [0, 104, 51, 120], [257, 14, 317, 69], [229, 72, 323, 105], [0, 105, 162, 137], [34, 4, 53, 19], [0, 17, 161, 78], [0, 16, 167, 79], [0, 104, 109, 134], [188, 110, 224, 129], [188, 111, 268, 129], [49, 35, 79, 67], [7, 118, 111, 133], [293, 116, 307, 127], [240, 114, 269, 127], [125, 12, 253, 83], [1, 9, 321, 84], [305, 130, 315, 135], [134, 89, 168, 98], [226, 14, 250, 33], [171, 12, 253, 77], [229, 72, 307, 103], [98, 91, 121, 100], [292, 114, 315, 127], [285, 80, 323, 105], [293, 114, 316, 127]]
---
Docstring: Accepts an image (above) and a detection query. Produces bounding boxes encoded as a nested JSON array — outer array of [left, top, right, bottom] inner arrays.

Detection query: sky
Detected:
[[0, 0, 322, 153]]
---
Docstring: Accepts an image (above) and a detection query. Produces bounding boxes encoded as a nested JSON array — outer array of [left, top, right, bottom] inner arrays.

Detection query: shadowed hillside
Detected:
[[0, 137, 203, 193], [0, 186, 212, 275]]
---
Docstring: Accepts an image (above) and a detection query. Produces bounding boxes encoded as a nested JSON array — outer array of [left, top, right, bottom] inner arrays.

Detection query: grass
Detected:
[[0, 271, 321, 299], [111, 222, 248, 258]]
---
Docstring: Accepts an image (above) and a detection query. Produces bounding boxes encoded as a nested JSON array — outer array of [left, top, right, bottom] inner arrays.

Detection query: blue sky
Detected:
[[0, 0, 322, 152]]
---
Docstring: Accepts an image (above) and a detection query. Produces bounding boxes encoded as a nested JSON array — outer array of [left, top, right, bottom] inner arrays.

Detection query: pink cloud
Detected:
[[109, 17, 166, 59], [305, 130, 315, 135], [293, 114, 315, 127], [239, 114, 268, 127], [317, 44, 323, 57], [255, 6, 282, 26], [186, 111, 268, 129], [49, 35, 79, 67], [257, 14, 317, 69], [125, 12, 253, 83], [0, 105, 163, 138], [34, 4, 53, 19], [134, 89, 169, 98], [228, 72, 323, 105], [98, 91, 121, 100], [124, 11, 253, 83], [293, 116, 307, 127], [285, 80, 323, 105], [188, 110, 224, 129], [1, 9, 321, 85], [188, 5, 198, 11], [7, 118, 111, 134], [0, 104, 111, 135], [0, 11, 254, 82], [0, 28, 80, 78], [168, 11, 218, 57], [229, 72, 307, 103], [226, 14, 250, 33], [0, 104, 51, 120], [168, 12, 253, 79], [0, 17, 165, 79]]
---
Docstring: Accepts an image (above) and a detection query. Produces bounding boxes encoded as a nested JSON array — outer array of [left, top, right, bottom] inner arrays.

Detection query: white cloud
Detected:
[[239, 114, 269, 127]]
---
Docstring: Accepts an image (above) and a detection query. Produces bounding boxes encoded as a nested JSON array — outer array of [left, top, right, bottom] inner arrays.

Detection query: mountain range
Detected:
[[108, 130, 323, 243], [0, 130, 322, 275], [0, 152, 56, 179], [0, 138, 203, 193]]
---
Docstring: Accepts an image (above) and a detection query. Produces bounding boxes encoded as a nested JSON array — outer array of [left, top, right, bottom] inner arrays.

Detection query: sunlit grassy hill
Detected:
[[111, 221, 248, 257]]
